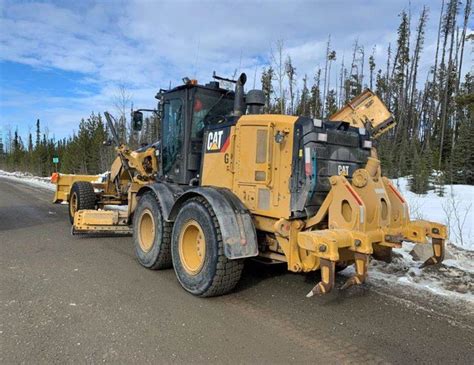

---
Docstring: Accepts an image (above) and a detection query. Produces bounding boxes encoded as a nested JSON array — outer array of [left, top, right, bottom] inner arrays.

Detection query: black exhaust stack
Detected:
[[233, 73, 247, 116]]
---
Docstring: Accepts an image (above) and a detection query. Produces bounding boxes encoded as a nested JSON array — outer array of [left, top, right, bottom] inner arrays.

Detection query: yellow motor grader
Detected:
[[52, 73, 447, 297]]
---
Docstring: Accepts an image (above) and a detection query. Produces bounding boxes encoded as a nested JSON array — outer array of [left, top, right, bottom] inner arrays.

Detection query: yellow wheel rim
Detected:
[[70, 192, 78, 218], [179, 220, 206, 275], [138, 209, 155, 252]]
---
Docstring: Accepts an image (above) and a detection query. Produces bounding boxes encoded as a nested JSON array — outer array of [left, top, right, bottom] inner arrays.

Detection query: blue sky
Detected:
[[0, 0, 472, 142]]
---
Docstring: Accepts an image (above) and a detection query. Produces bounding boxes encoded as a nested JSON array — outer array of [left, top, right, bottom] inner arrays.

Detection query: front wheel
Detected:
[[133, 192, 172, 270], [68, 181, 96, 224], [171, 197, 244, 297]]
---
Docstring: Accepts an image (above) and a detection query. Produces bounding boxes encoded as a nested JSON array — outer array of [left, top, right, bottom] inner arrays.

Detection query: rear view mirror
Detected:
[[132, 111, 143, 131]]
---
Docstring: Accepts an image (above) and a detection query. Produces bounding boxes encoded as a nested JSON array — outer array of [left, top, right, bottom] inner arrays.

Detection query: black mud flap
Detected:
[[169, 187, 258, 259], [137, 182, 185, 220]]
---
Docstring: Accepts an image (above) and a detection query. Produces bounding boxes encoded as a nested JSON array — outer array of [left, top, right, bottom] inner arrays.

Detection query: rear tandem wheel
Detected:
[[171, 196, 244, 297], [133, 192, 173, 270]]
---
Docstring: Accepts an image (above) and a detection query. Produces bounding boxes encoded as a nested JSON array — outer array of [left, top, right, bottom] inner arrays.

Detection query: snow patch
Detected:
[[341, 243, 473, 304], [92, 171, 110, 184], [0, 170, 55, 191], [392, 177, 474, 251], [373, 243, 472, 302]]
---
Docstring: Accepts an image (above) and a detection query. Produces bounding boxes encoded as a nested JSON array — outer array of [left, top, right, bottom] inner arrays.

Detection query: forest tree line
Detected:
[[0, 0, 472, 194]]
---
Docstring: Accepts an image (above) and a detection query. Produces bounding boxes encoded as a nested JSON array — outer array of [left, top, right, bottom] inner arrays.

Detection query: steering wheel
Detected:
[[204, 115, 227, 125]]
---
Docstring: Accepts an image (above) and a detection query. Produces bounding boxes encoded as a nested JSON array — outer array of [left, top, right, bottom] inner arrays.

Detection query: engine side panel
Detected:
[[290, 117, 371, 218], [201, 115, 298, 219], [201, 115, 371, 221]]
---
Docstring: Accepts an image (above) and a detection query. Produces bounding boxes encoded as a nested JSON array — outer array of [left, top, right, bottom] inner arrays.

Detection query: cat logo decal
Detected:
[[206, 128, 230, 153]]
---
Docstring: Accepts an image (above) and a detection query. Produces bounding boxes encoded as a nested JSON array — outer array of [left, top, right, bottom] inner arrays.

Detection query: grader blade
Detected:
[[72, 209, 132, 235]]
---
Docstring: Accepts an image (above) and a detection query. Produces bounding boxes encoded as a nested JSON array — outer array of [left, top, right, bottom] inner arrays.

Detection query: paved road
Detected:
[[0, 177, 473, 364]]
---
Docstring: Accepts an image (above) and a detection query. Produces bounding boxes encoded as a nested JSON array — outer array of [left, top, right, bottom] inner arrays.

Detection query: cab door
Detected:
[[160, 96, 184, 181]]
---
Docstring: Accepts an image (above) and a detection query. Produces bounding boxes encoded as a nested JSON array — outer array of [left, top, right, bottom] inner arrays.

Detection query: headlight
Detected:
[[317, 133, 328, 142], [363, 140, 372, 149], [313, 118, 323, 128]]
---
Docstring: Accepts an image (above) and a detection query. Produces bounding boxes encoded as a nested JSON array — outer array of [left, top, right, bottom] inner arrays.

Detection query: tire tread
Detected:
[[69, 181, 96, 223], [148, 192, 172, 270], [133, 191, 173, 270], [193, 196, 243, 297]]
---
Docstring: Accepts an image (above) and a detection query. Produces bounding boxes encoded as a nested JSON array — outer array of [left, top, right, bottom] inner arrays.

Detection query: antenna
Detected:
[[238, 49, 243, 74], [253, 64, 257, 89], [193, 37, 201, 79]]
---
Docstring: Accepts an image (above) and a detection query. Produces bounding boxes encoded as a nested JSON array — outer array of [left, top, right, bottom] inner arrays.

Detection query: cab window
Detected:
[[162, 98, 183, 174], [191, 90, 234, 139]]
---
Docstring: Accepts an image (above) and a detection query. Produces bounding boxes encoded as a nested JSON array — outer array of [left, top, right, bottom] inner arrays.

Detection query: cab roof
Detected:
[[155, 82, 234, 99]]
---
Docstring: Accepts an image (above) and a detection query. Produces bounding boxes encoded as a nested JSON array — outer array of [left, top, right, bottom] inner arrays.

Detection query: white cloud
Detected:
[[0, 0, 472, 139]]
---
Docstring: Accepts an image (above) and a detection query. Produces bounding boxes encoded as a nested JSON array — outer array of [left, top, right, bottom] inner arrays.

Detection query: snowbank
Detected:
[[392, 177, 473, 251], [0, 170, 55, 191], [353, 242, 474, 304]]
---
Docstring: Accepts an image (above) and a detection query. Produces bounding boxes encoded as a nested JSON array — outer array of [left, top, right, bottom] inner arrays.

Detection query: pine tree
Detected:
[[28, 133, 33, 152], [393, 10, 410, 124], [368, 47, 376, 90], [261, 67, 274, 113], [410, 144, 431, 194], [310, 69, 323, 119], [322, 35, 331, 116], [326, 49, 337, 100], [438, 0, 460, 170], [285, 56, 296, 115], [451, 73, 474, 184], [325, 90, 338, 118], [296, 74, 310, 116]]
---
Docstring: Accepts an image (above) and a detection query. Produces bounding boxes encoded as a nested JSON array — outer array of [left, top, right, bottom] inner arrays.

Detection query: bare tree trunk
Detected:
[[428, 0, 445, 149], [285, 56, 296, 115], [322, 35, 331, 117], [338, 54, 345, 107], [359, 45, 365, 88], [114, 84, 132, 145], [404, 1, 412, 109], [439, 0, 458, 169], [385, 43, 391, 105], [271, 40, 285, 114], [408, 6, 429, 136], [456, 0, 472, 90]]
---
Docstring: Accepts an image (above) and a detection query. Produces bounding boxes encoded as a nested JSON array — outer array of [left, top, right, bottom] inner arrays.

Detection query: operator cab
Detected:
[[156, 80, 235, 184]]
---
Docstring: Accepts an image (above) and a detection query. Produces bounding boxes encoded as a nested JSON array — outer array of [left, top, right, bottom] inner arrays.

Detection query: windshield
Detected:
[[191, 89, 234, 139]]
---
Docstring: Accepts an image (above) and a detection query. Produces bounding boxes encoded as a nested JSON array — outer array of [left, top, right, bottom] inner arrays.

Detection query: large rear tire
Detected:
[[68, 181, 96, 224], [171, 196, 244, 297], [133, 192, 172, 270]]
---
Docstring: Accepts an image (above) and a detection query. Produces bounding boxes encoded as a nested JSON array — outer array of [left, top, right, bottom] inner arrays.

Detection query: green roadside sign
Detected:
[[52, 157, 59, 164]]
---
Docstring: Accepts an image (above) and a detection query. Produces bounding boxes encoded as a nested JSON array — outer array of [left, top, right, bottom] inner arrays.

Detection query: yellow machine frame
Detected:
[[199, 108, 446, 296], [53, 89, 447, 296]]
